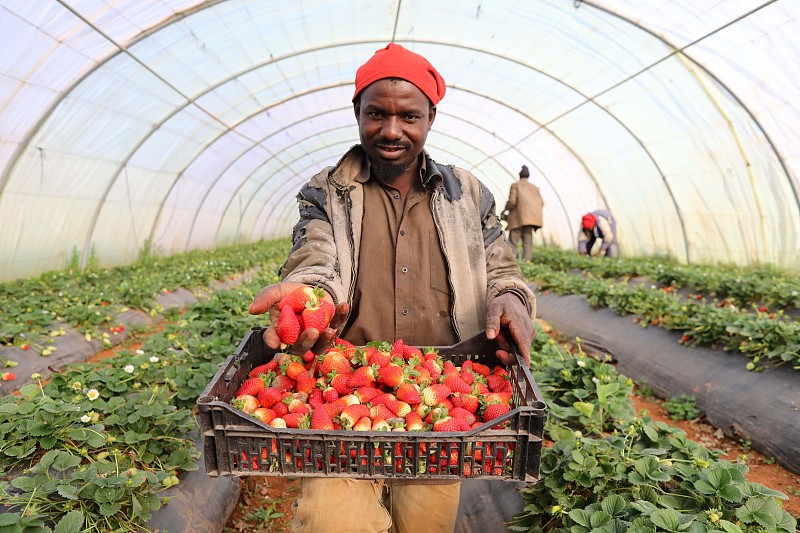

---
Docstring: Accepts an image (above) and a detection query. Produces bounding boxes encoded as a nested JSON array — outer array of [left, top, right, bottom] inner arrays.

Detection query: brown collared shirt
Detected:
[[342, 165, 458, 347]]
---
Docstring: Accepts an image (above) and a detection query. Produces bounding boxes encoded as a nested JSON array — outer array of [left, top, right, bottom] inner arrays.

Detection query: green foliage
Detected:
[[663, 394, 700, 421]]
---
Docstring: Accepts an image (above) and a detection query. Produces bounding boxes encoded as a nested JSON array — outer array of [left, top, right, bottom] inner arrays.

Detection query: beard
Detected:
[[371, 159, 410, 184]]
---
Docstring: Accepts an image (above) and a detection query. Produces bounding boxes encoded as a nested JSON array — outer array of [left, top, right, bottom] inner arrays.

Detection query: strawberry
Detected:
[[423, 359, 442, 380], [295, 372, 317, 395], [330, 373, 353, 396], [366, 347, 393, 368], [301, 299, 334, 331], [451, 393, 480, 414], [405, 411, 425, 431], [308, 388, 324, 409], [353, 416, 372, 431], [483, 403, 510, 423], [486, 374, 511, 393], [252, 408, 276, 424], [283, 360, 306, 380], [433, 416, 467, 432], [369, 404, 394, 422], [413, 366, 432, 387], [384, 399, 411, 418], [442, 361, 458, 375], [450, 406, 476, 425], [460, 370, 475, 385], [483, 391, 512, 406], [371, 419, 391, 431], [280, 286, 324, 314], [271, 374, 296, 393], [249, 361, 278, 378], [390, 339, 406, 359], [275, 304, 301, 345], [442, 373, 471, 394], [320, 351, 351, 376], [311, 406, 335, 430], [256, 387, 284, 408], [236, 376, 267, 397], [286, 398, 310, 414], [470, 362, 491, 377], [403, 345, 422, 361], [333, 338, 357, 358], [339, 394, 361, 407], [354, 385, 381, 404], [347, 365, 376, 388], [339, 404, 371, 428], [272, 402, 289, 417], [283, 412, 310, 429], [420, 384, 451, 406], [301, 350, 316, 363], [396, 383, 421, 404], [323, 398, 348, 417], [232, 394, 259, 414], [270, 417, 287, 428], [377, 363, 404, 388], [321, 386, 339, 404]]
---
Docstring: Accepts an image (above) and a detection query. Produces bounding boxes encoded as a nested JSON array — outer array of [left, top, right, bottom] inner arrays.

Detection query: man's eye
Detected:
[[368, 112, 382, 118]]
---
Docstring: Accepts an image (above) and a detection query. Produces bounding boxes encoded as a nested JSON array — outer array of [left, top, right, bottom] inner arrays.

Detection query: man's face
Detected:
[[354, 78, 435, 184]]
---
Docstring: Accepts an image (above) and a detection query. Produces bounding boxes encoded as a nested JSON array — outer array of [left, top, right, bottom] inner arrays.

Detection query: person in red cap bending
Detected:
[[248, 43, 536, 533], [578, 209, 617, 257]]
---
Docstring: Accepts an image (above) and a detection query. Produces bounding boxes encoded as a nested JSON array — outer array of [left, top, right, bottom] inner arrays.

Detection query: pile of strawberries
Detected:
[[231, 334, 514, 434], [274, 286, 335, 345]]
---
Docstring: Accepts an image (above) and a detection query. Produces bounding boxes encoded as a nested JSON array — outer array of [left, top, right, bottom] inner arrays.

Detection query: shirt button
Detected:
[[402, 308, 409, 315], [401, 266, 408, 274], [394, 193, 400, 199], [400, 229, 405, 236]]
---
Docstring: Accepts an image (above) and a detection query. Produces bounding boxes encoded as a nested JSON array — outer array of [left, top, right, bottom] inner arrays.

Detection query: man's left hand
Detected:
[[485, 292, 535, 366]]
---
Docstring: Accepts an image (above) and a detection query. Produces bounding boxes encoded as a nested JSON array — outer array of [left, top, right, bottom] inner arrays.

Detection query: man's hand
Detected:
[[485, 292, 535, 366], [249, 281, 349, 355]]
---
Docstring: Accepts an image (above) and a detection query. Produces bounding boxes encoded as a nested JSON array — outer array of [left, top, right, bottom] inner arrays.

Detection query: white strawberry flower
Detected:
[[136, 349, 145, 355], [71, 381, 82, 391], [149, 356, 159, 363], [87, 389, 99, 401], [576, 360, 586, 367], [124, 364, 135, 374], [81, 414, 91, 423]]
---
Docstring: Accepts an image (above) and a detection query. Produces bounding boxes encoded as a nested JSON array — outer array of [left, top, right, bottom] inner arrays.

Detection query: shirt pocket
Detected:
[[430, 229, 450, 295]]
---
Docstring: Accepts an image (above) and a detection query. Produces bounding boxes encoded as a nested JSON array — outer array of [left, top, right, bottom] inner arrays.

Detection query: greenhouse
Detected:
[[0, 1, 798, 532]]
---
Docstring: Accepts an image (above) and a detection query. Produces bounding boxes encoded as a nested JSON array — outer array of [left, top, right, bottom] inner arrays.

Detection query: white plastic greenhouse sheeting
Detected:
[[1, 0, 799, 281]]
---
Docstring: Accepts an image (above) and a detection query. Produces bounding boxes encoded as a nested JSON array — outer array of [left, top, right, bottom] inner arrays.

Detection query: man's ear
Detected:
[[354, 102, 360, 121], [428, 105, 436, 130]]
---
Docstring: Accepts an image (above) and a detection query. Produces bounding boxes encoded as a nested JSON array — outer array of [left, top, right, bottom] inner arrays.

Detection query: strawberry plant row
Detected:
[[0, 239, 292, 352], [527, 247, 800, 311], [521, 263, 800, 371], [511, 331, 797, 532]]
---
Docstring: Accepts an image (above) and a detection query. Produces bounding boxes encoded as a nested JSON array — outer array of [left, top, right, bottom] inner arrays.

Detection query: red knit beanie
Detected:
[[581, 214, 597, 230], [353, 43, 447, 105]]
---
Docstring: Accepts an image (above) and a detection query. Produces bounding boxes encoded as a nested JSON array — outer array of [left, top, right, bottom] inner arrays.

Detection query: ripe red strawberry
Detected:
[[384, 399, 411, 418], [354, 385, 381, 404], [232, 394, 259, 414], [249, 361, 278, 378], [283, 412, 310, 429], [405, 412, 424, 431], [450, 406, 476, 425], [272, 402, 288, 417], [252, 408, 276, 424], [295, 372, 317, 395], [301, 299, 334, 331], [333, 338, 357, 357], [433, 416, 467, 432], [460, 370, 475, 385], [483, 391, 512, 406], [366, 346, 393, 368], [413, 366, 432, 386], [339, 404, 371, 428], [283, 360, 306, 380], [311, 406, 335, 430], [347, 365, 376, 388], [391, 339, 406, 359], [308, 388, 324, 409], [483, 403, 510, 423], [423, 359, 442, 380], [256, 387, 284, 408], [486, 374, 511, 393], [330, 373, 353, 396], [396, 383, 421, 404], [275, 304, 301, 345], [300, 350, 316, 363], [377, 363, 404, 388], [236, 376, 267, 397], [442, 374, 471, 394], [451, 393, 480, 414], [369, 404, 394, 422], [403, 344, 422, 361], [324, 398, 348, 417], [421, 384, 451, 406], [320, 351, 351, 376], [280, 286, 324, 314], [470, 362, 491, 377]]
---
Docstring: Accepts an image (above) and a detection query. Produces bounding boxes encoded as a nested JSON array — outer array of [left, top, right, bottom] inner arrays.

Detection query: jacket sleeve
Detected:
[[279, 174, 347, 305], [577, 230, 589, 255], [479, 182, 537, 320], [504, 183, 517, 212]]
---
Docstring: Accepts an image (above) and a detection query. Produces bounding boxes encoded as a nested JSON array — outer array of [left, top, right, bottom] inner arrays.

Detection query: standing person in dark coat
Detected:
[[503, 165, 544, 262]]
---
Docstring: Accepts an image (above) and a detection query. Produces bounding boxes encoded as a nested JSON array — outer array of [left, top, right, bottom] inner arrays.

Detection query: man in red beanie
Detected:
[[249, 43, 536, 532], [578, 209, 617, 257]]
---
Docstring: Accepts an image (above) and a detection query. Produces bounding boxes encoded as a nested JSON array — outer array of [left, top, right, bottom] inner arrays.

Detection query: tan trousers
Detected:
[[509, 225, 537, 262], [289, 478, 460, 533]]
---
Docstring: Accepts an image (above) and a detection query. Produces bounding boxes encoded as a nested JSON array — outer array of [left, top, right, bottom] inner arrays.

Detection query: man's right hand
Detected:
[[249, 281, 349, 355]]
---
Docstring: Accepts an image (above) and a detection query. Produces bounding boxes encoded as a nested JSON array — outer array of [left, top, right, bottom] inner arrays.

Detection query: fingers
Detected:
[[250, 282, 306, 315]]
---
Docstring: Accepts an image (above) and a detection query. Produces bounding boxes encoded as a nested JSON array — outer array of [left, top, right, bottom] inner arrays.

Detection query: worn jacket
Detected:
[[504, 179, 544, 230], [280, 145, 536, 340]]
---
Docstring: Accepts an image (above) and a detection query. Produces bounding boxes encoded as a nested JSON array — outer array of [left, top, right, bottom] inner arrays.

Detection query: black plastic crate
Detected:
[[197, 327, 547, 482]]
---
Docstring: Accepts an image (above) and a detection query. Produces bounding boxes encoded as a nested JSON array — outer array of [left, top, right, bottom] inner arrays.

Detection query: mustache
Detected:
[[375, 140, 412, 150]]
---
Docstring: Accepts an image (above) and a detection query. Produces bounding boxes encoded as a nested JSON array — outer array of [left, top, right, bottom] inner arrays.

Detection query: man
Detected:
[[249, 42, 536, 533], [577, 209, 617, 257], [503, 165, 544, 262]]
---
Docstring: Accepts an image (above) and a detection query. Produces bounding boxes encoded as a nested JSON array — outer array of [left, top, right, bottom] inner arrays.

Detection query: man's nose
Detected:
[[380, 116, 403, 140]]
